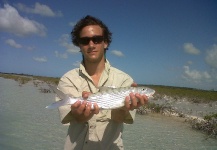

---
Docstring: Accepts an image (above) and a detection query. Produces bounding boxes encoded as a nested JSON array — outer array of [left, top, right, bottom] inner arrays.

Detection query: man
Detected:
[[56, 15, 148, 150]]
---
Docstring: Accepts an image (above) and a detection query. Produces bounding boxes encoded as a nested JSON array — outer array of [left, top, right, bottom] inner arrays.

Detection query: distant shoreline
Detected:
[[0, 72, 60, 85], [1, 72, 216, 102]]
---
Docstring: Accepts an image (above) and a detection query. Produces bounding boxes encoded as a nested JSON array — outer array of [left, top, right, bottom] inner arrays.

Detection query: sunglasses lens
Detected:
[[92, 36, 104, 44], [78, 36, 104, 45], [78, 37, 90, 45]]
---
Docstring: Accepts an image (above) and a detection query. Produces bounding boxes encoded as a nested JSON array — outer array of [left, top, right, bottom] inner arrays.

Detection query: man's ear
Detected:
[[104, 42, 108, 49]]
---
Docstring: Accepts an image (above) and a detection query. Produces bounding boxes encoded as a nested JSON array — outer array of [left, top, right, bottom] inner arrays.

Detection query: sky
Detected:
[[0, 0, 217, 90]]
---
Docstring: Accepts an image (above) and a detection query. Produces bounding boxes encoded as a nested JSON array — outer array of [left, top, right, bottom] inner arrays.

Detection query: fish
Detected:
[[46, 85, 155, 110]]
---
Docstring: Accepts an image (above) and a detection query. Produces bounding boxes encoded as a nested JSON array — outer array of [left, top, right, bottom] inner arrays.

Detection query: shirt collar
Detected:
[[79, 59, 111, 78]]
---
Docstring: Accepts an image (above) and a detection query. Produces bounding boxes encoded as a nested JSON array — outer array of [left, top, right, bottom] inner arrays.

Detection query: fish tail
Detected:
[[46, 97, 70, 109]]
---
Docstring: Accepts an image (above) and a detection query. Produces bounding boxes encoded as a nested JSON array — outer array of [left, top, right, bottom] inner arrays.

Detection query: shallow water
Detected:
[[0, 77, 216, 150], [123, 114, 217, 150]]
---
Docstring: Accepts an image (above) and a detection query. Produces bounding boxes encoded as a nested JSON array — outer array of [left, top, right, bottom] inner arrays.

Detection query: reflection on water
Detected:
[[0, 78, 216, 150]]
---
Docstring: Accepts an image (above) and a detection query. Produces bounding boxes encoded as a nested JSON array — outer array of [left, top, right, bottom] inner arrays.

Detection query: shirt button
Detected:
[[90, 125, 96, 129]]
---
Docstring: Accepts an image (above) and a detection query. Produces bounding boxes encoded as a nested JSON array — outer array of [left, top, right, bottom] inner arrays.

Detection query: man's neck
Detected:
[[84, 59, 105, 75], [84, 59, 106, 86]]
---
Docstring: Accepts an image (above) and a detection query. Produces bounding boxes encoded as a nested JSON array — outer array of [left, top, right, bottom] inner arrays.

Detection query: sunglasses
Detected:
[[78, 36, 104, 45]]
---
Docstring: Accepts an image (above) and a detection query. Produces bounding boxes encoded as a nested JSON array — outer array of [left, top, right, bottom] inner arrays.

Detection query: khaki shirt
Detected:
[[57, 60, 135, 150]]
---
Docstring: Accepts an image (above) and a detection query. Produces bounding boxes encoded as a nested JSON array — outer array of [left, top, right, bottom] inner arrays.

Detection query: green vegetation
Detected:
[[0, 73, 59, 85], [146, 103, 161, 113], [204, 113, 217, 120], [191, 113, 217, 138], [0, 73, 32, 85], [32, 75, 59, 85], [144, 85, 217, 103]]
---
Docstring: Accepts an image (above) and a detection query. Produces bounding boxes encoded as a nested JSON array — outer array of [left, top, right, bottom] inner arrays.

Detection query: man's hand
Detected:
[[111, 83, 148, 123], [70, 91, 99, 123], [124, 82, 148, 110]]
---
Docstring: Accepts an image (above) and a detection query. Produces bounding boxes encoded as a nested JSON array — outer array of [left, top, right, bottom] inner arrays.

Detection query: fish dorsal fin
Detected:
[[98, 86, 116, 92]]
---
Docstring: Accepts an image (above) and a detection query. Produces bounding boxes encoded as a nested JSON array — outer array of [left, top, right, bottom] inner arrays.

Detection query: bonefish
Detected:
[[46, 85, 155, 110]]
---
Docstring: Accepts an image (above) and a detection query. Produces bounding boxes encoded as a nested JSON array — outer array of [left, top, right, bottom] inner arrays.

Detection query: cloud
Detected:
[[69, 22, 75, 27], [182, 44, 217, 87], [26, 46, 35, 51], [73, 61, 80, 67], [111, 50, 124, 57], [182, 65, 211, 82], [5, 39, 36, 51], [15, 2, 63, 17], [58, 34, 80, 54], [55, 51, 68, 59], [205, 44, 217, 69], [0, 4, 46, 36], [183, 43, 200, 55], [33, 56, 47, 62], [187, 61, 193, 65], [5, 39, 22, 48]]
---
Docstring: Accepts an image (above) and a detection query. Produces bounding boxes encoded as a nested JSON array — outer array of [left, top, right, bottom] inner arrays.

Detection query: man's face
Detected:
[[79, 25, 108, 63]]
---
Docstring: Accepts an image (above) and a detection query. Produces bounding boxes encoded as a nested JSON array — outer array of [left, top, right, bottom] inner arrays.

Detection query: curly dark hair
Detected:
[[71, 15, 112, 50]]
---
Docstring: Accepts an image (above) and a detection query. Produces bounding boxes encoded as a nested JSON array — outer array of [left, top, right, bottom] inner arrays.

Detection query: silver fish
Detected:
[[46, 85, 155, 110]]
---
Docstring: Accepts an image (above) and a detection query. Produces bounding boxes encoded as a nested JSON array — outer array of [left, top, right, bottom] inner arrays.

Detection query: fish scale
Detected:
[[46, 85, 155, 110]]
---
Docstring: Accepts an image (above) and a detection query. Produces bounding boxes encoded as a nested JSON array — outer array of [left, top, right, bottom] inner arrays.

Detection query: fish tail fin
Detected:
[[46, 96, 70, 109]]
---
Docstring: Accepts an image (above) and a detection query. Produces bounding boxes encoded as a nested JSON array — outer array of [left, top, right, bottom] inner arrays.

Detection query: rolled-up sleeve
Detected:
[[56, 75, 78, 124]]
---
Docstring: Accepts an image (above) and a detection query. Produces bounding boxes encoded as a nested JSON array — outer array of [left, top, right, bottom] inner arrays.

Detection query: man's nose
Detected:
[[88, 40, 95, 47]]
